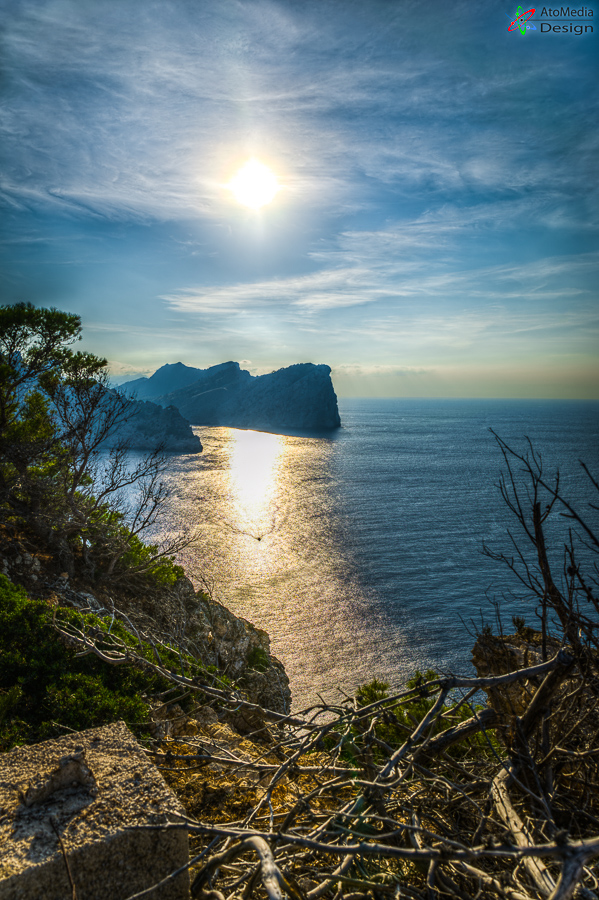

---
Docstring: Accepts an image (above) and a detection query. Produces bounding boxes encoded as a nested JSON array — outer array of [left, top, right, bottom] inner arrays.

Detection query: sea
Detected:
[[150, 399, 599, 711]]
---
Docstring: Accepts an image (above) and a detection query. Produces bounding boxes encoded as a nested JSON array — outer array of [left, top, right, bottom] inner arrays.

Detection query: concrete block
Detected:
[[0, 722, 189, 899]]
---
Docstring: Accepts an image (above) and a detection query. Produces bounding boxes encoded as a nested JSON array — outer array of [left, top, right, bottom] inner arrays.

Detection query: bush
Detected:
[[354, 669, 497, 760], [247, 645, 269, 673], [0, 573, 174, 749]]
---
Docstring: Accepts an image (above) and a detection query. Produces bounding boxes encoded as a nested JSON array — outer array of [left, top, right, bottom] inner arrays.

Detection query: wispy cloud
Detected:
[[1, 0, 596, 225], [332, 364, 431, 377], [163, 236, 598, 315], [107, 361, 153, 380]]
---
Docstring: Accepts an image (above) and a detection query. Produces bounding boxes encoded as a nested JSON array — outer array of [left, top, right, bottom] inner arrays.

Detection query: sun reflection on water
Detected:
[[226, 429, 284, 547], [151, 425, 408, 710]]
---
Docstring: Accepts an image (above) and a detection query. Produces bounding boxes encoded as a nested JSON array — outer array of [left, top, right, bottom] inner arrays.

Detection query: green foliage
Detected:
[[44, 674, 149, 734], [354, 676, 390, 707], [0, 303, 82, 483], [354, 670, 497, 761], [0, 303, 186, 589], [0, 573, 175, 750], [247, 645, 269, 673], [112, 529, 185, 587], [512, 615, 535, 639], [0, 685, 22, 725]]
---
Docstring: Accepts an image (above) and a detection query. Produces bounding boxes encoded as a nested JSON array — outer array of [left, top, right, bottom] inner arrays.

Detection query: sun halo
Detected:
[[228, 159, 279, 209]]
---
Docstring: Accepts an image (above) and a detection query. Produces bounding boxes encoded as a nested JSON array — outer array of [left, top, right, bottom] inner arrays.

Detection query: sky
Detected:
[[1, 0, 598, 398]]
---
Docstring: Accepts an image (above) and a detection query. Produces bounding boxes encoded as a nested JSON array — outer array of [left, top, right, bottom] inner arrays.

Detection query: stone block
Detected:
[[0, 722, 189, 899]]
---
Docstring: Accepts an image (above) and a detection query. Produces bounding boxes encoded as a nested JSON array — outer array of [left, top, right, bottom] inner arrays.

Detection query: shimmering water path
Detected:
[[154, 399, 599, 710]]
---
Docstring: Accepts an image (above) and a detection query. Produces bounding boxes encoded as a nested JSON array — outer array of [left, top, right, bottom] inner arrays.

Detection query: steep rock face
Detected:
[[231, 363, 341, 431], [183, 586, 291, 714], [142, 576, 292, 714], [3, 538, 291, 715], [156, 361, 341, 432], [109, 397, 202, 453]]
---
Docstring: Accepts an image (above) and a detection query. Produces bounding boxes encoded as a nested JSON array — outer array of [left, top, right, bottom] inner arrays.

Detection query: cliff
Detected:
[[0, 536, 291, 722], [127, 361, 341, 432], [108, 396, 202, 453]]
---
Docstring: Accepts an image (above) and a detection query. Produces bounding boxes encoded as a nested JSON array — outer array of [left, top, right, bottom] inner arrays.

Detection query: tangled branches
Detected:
[[170, 646, 598, 900], [55, 602, 599, 900]]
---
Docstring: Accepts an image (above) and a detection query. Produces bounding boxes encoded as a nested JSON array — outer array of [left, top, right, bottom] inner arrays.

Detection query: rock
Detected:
[[187, 592, 291, 711], [91, 576, 292, 715], [0, 544, 46, 588], [471, 630, 561, 718], [194, 706, 219, 728], [0, 722, 188, 900], [126, 361, 341, 433], [183, 589, 292, 714], [76, 592, 107, 613], [104, 396, 202, 453]]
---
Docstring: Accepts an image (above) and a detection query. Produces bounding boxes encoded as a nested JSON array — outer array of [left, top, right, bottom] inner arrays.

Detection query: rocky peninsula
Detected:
[[124, 361, 341, 432]]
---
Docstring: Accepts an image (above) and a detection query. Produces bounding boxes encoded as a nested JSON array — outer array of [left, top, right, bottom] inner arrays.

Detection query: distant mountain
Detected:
[[128, 361, 341, 432], [122, 362, 206, 400]]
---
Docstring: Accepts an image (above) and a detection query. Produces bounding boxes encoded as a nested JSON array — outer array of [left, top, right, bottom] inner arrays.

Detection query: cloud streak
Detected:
[[163, 236, 598, 315]]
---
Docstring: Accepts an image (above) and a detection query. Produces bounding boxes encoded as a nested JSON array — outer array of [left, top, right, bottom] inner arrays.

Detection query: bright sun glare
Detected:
[[228, 159, 279, 209]]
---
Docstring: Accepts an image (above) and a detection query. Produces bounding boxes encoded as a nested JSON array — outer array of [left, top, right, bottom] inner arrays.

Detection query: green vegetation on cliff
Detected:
[[0, 573, 178, 749]]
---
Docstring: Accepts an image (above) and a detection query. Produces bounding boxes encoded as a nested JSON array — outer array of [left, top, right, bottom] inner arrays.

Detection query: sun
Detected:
[[228, 159, 279, 209]]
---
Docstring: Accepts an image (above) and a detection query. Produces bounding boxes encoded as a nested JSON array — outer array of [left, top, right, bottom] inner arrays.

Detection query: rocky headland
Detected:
[[124, 361, 341, 432], [107, 395, 202, 454]]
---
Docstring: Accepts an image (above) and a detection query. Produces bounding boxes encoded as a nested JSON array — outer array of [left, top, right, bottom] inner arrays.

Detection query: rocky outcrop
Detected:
[[471, 629, 570, 719], [0, 723, 189, 900], [53, 574, 291, 716], [127, 361, 341, 432], [173, 577, 291, 715], [108, 396, 202, 453]]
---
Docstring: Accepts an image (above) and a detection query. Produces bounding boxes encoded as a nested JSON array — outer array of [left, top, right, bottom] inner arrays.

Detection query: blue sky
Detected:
[[1, 0, 597, 397]]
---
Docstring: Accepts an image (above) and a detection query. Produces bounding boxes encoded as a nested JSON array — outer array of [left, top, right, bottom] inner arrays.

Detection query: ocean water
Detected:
[[153, 399, 599, 711]]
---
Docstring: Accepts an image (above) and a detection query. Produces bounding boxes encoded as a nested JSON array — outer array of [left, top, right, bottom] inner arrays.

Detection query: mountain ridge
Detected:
[[123, 361, 341, 432]]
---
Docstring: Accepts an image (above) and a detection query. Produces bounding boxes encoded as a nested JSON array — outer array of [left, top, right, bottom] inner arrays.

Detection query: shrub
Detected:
[[0, 573, 174, 749], [354, 669, 497, 760], [247, 645, 269, 673]]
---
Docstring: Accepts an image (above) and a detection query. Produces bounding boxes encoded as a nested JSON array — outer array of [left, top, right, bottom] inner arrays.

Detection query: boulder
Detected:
[[0, 723, 188, 900]]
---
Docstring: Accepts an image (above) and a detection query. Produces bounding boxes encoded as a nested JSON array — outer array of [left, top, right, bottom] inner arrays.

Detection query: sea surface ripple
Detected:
[[152, 399, 599, 710]]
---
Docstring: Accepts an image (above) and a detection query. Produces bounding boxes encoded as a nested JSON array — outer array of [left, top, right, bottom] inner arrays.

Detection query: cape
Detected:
[[124, 361, 341, 432]]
